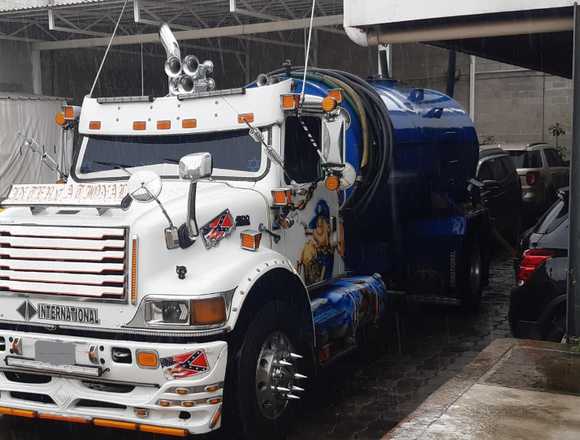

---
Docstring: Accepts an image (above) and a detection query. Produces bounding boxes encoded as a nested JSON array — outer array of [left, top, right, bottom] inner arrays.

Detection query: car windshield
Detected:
[[508, 150, 542, 169], [78, 129, 263, 177], [535, 191, 569, 235]]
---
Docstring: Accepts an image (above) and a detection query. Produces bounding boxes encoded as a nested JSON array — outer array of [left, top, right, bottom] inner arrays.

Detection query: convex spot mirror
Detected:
[[128, 170, 163, 203], [179, 152, 213, 181]]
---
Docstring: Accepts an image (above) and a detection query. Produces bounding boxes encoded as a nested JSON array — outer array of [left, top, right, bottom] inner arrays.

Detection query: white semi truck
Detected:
[[0, 25, 489, 439]]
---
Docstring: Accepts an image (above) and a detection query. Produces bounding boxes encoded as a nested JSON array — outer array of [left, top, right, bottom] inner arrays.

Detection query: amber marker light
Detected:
[[322, 96, 338, 113], [133, 121, 147, 131], [89, 121, 102, 130], [209, 404, 223, 430], [157, 120, 171, 130], [271, 188, 293, 207], [191, 297, 227, 326], [55, 112, 66, 127], [136, 350, 159, 369], [140, 425, 188, 437], [94, 419, 137, 431], [241, 230, 262, 252], [238, 113, 255, 124], [328, 89, 344, 104], [325, 175, 341, 192], [131, 236, 138, 305], [182, 118, 197, 129], [38, 413, 90, 424], [281, 94, 300, 111]]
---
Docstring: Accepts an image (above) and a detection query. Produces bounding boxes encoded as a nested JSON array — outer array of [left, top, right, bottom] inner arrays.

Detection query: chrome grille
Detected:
[[0, 225, 127, 300]]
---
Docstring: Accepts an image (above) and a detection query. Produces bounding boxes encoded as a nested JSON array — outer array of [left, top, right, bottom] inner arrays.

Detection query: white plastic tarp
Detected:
[[0, 96, 72, 197]]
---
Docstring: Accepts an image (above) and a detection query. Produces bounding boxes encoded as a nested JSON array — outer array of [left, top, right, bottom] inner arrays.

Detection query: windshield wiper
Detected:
[[91, 160, 133, 175], [161, 158, 179, 164]]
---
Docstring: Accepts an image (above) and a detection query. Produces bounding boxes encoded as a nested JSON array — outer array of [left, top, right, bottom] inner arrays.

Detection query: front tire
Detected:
[[228, 301, 309, 440]]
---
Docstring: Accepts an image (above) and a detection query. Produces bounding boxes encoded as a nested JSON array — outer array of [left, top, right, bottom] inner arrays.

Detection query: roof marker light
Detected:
[[281, 94, 300, 111], [157, 120, 171, 130], [238, 113, 255, 124], [133, 121, 146, 131], [89, 121, 102, 130], [64, 105, 81, 121], [182, 118, 197, 129], [321, 96, 338, 113]]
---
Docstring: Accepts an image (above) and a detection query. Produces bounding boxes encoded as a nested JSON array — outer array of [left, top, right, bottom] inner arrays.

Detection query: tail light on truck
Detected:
[[517, 249, 555, 285], [526, 171, 540, 186]]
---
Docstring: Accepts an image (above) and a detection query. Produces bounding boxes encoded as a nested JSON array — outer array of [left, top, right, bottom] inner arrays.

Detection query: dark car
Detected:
[[477, 145, 523, 246], [509, 188, 569, 342]]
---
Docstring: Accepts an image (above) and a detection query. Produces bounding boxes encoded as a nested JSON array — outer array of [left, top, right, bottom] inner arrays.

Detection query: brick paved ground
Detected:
[[288, 257, 514, 440], [0, 258, 513, 440]]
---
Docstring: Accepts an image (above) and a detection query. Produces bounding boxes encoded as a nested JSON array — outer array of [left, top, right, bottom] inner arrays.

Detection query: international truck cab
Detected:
[[0, 25, 488, 439]]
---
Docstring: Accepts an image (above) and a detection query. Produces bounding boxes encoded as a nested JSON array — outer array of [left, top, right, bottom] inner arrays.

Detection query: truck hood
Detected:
[[0, 181, 270, 333]]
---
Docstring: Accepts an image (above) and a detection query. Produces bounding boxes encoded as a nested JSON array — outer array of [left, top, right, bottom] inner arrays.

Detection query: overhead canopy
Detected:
[[344, 0, 575, 78], [0, 0, 343, 51]]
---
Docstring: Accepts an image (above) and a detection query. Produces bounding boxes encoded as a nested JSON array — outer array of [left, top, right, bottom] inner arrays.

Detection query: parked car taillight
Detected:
[[517, 249, 555, 285], [526, 171, 540, 186]]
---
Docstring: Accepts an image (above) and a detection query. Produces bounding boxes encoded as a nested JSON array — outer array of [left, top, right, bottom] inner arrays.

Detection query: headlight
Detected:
[[145, 300, 190, 325], [128, 291, 234, 331]]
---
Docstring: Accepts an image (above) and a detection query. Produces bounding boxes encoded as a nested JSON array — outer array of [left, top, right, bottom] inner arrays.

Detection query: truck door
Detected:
[[281, 115, 344, 286]]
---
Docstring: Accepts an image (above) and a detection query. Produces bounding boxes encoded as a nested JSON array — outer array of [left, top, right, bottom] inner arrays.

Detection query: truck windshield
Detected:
[[78, 129, 263, 176]]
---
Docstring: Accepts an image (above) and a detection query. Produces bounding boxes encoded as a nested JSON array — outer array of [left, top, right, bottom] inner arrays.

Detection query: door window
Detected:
[[479, 157, 508, 181], [284, 116, 322, 184], [508, 150, 542, 168], [544, 149, 564, 167]]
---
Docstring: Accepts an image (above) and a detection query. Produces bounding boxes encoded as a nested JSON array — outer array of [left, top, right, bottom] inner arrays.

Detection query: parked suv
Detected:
[[477, 145, 522, 246], [509, 188, 569, 342], [502, 143, 569, 221]]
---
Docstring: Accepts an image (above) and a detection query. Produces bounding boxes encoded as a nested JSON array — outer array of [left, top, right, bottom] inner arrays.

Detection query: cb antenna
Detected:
[[299, 0, 317, 110]]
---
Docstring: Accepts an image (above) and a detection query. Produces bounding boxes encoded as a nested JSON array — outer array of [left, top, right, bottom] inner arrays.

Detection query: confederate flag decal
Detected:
[[161, 350, 210, 379], [201, 209, 235, 249]]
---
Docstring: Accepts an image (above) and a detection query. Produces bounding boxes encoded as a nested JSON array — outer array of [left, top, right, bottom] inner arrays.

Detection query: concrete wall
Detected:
[[0, 40, 34, 94]]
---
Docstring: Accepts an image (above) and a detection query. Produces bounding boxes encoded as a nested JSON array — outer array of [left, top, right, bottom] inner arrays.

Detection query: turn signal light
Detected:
[[241, 230, 262, 252], [89, 121, 102, 130], [238, 113, 255, 124], [271, 188, 292, 207], [131, 236, 138, 305], [38, 413, 90, 424], [0, 407, 35, 418], [133, 121, 146, 131], [191, 297, 227, 326], [321, 96, 338, 113], [136, 350, 159, 369], [325, 175, 340, 192], [281, 94, 300, 111]]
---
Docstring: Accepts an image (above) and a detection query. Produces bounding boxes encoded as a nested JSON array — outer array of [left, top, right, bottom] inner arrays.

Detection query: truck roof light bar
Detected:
[[177, 88, 246, 101], [97, 96, 154, 104]]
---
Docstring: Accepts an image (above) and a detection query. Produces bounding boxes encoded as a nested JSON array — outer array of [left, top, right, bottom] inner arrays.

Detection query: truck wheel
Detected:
[[229, 301, 308, 440], [459, 241, 483, 311], [543, 307, 566, 343]]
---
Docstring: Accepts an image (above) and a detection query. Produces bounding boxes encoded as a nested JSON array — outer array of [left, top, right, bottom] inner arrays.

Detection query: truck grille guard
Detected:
[[0, 225, 128, 302]]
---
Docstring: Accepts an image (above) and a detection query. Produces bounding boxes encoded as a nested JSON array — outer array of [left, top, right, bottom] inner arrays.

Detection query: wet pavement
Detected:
[[0, 258, 514, 440]]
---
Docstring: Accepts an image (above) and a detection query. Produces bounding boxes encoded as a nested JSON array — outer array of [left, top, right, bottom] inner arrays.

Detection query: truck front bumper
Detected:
[[0, 330, 228, 436]]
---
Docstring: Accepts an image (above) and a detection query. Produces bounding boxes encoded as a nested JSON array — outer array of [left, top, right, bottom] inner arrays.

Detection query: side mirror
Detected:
[[178, 152, 213, 249], [179, 152, 213, 181], [127, 170, 163, 203]]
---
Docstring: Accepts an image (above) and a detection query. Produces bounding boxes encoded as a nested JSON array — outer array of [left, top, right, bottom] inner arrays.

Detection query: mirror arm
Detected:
[[139, 184, 175, 229], [186, 181, 200, 238]]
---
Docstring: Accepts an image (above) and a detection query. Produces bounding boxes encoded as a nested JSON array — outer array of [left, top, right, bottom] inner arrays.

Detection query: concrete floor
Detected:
[[385, 338, 580, 440], [0, 259, 514, 439]]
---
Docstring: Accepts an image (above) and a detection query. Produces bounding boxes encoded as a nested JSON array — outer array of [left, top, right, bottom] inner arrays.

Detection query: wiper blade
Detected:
[[161, 158, 179, 164], [91, 160, 133, 175]]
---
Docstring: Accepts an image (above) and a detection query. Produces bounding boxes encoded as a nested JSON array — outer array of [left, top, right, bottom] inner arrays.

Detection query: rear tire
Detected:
[[225, 301, 310, 440], [543, 307, 566, 343], [459, 240, 483, 311]]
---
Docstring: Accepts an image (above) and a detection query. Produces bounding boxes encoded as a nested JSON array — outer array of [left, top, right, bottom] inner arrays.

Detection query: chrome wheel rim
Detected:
[[255, 331, 300, 420]]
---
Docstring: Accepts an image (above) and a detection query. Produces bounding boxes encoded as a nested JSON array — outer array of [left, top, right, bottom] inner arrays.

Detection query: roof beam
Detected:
[[33, 14, 344, 51]]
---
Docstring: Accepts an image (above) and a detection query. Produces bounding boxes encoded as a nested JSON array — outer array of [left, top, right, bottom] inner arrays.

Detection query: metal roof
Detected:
[[0, 0, 343, 51]]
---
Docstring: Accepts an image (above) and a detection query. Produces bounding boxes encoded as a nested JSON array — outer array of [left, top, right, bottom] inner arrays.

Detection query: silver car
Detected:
[[500, 142, 569, 219]]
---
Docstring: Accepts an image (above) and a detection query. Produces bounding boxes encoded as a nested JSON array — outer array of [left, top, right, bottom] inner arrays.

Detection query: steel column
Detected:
[[567, 2, 580, 340]]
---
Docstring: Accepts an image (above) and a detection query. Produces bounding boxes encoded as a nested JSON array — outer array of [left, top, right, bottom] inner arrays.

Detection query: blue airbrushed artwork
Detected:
[[311, 274, 387, 364]]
